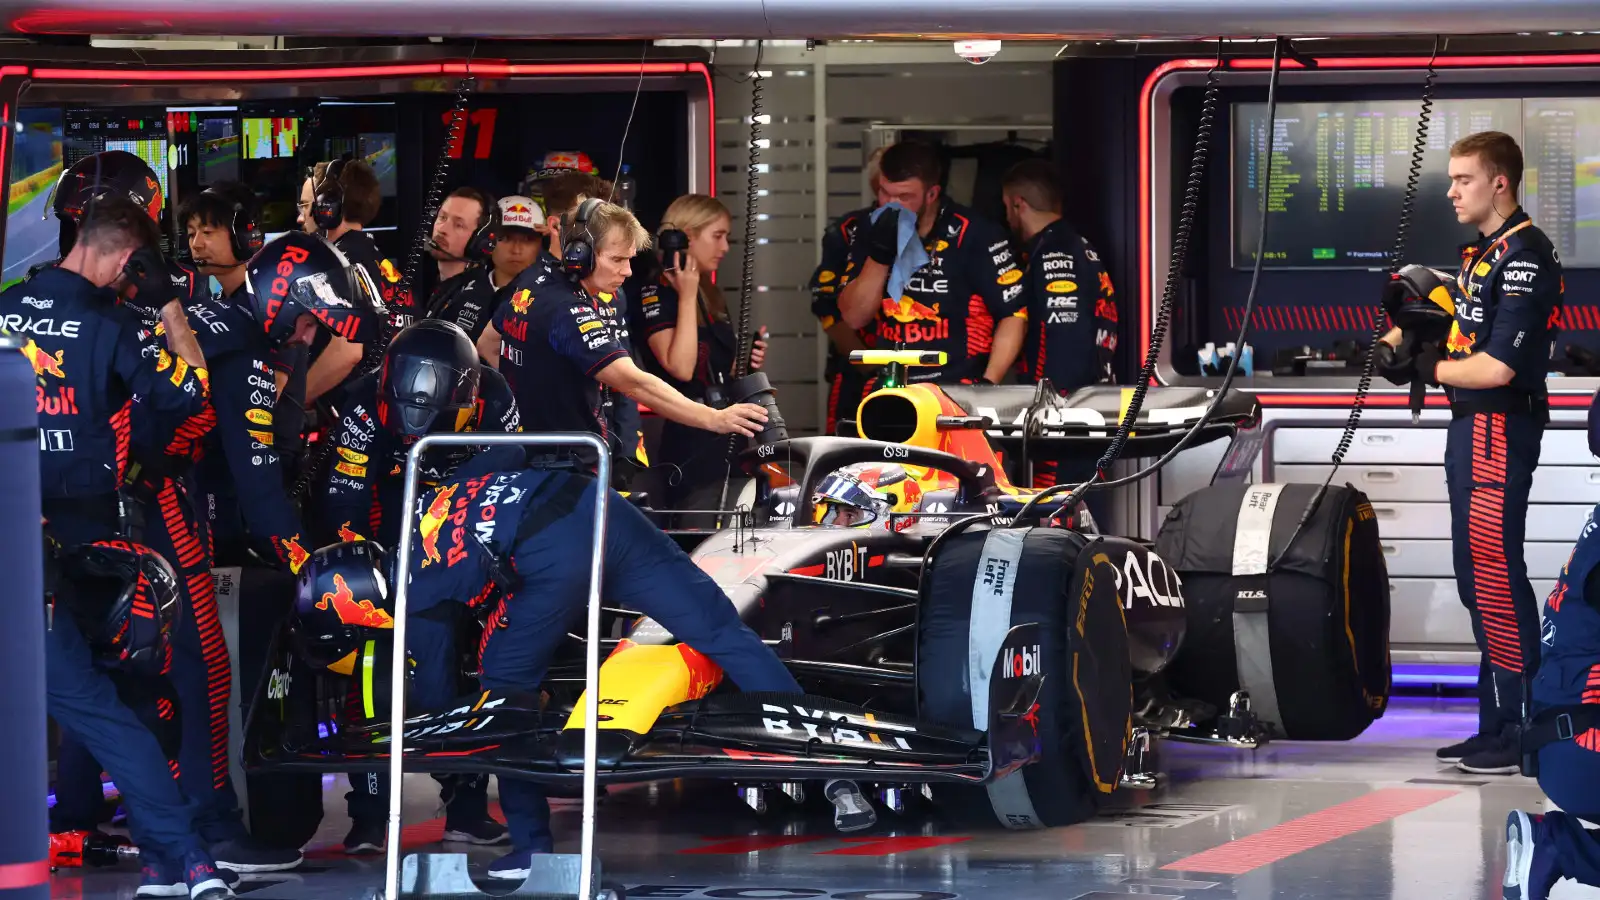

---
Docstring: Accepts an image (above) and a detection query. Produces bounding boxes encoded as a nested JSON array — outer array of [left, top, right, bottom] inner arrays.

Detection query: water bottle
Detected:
[[615, 164, 637, 210]]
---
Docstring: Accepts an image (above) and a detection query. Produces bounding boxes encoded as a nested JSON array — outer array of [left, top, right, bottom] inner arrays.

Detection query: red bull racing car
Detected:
[[242, 358, 1263, 826]]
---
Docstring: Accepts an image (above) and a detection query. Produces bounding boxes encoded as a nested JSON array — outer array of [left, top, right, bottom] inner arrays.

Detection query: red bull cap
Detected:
[[530, 150, 597, 181], [498, 195, 545, 232]]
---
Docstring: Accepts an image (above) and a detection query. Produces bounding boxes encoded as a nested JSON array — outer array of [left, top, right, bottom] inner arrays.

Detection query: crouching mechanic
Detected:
[[398, 448, 875, 878], [1377, 131, 1562, 775], [1500, 392, 1600, 900], [311, 318, 516, 853]]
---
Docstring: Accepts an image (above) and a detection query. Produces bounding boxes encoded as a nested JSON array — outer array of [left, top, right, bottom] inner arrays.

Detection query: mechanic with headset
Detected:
[[1500, 390, 1600, 900], [810, 146, 884, 436], [309, 318, 516, 854], [1378, 131, 1562, 777], [486, 197, 765, 477], [835, 140, 1027, 386], [303, 442, 877, 881], [488, 194, 545, 295], [43, 535, 239, 900], [296, 157, 396, 407], [634, 193, 770, 514], [423, 186, 501, 342]]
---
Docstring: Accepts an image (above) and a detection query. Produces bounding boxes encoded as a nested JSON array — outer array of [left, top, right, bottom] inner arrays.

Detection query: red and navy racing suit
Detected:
[[2, 265, 215, 862], [841, 198, 1025, 384], [312, 368, 520, 828], [406, 448, 800, 855], [1444, 208, 1562, 737], [424, 264, 500, 343], [1016, 219, 1120, 490], [1522, 505, 1600, 886], [810, 206, 877, 434]]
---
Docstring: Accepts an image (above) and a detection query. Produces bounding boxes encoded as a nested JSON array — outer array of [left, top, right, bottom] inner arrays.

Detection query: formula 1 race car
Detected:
[[242, 356, 1265, 827]]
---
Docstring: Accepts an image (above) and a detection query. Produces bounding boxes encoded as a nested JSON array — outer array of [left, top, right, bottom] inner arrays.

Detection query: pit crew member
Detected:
[[396, 448, 875, 879], [810, 146, 884, 435], [423, 186, 500, 342], [1378, 131, 1561, 775], [835, 140, 1026, 385], [490, 195, 544, 295]]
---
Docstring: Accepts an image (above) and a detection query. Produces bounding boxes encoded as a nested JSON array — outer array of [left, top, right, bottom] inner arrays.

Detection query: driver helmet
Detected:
[[244, 232, 386, 347], [376, 319, 481, 442], [813, 470, 893, 528], [57, 539, 182, 677], [52, 150, 164, 256], [291, 540, 395, 675]]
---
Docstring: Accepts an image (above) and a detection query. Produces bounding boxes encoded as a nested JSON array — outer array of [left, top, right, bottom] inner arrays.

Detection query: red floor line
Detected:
[[817, 836, 971, 856], [1161, 788, 1459, 875], [680, 835, 831, 855]]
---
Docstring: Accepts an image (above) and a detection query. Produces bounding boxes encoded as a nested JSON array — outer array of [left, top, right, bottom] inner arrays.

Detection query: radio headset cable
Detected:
[[290, 69, 477, 502], [712, 40, 767, 528]]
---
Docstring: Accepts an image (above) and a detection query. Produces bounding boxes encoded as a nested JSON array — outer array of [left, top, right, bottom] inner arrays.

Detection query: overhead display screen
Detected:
[[1232, 98, 1521, 269]]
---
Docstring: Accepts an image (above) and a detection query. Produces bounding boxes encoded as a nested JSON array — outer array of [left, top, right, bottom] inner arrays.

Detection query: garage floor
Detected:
[[50, 695, 1598, 900]]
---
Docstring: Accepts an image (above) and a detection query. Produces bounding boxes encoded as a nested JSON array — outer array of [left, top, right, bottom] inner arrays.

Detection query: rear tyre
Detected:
[[918, 527, 1132, 828]]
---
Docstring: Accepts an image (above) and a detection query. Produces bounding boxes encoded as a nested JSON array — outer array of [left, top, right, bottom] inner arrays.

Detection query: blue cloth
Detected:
[[869, 202, 929, 303]]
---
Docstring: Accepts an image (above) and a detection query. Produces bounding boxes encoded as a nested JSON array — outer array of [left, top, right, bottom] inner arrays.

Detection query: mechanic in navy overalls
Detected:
[[1378, 132, 1562, 776], [1501, 391, 1600, 900], [399, 443, 874, 881]]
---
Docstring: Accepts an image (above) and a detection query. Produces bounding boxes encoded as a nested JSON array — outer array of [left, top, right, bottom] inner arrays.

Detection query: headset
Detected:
[[202, 186, 264, 264], [464, 197, 499, 264], [562, 197, 603, 281], [311, 156, 351, 232]]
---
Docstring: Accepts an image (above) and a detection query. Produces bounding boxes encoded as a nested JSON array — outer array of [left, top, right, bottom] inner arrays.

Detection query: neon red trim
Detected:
[[0, 860, 47, 889], [1257, 392, 1592, 408], [1140, 52, 1600, 392], [32, 63, 446, 81]]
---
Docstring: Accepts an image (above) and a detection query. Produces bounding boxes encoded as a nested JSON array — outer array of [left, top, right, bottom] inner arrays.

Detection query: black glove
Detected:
[[1414, 340, 1444, 387], [121, 245, 178, 313], [865, 207, 901, 266], [1374, 340, 1417, 386]]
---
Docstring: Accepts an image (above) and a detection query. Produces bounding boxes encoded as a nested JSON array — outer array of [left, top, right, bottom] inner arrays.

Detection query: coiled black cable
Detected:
[[733, 40, 765, 379], [289, 74, 475, 503], [1329, 36, 1439, 473]]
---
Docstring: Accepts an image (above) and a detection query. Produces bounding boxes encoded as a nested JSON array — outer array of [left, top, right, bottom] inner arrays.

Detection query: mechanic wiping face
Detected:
[[876, 168, 942, 236]]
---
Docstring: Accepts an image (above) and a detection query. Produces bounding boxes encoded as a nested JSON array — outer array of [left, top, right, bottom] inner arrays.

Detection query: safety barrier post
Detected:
[[384, 433, 611, 900]]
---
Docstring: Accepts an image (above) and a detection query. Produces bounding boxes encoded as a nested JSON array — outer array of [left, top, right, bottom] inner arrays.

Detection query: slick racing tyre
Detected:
[[918, 526, 1132, 828]]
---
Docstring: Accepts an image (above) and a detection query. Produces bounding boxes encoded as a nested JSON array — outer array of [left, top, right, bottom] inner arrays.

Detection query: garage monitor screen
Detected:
[[1232, 98, 1521, 269]]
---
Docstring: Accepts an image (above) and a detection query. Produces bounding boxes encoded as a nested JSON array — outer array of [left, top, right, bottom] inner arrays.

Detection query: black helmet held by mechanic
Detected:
[[377, 319, 482, 441], [244, 231, 386, 348], [50, 538, 183, 677], [291, 540, 395, 675], [49, 150, 163, 260]]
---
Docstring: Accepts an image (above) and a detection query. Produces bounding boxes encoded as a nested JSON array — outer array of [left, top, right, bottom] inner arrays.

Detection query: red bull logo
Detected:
[[418, 484, 458, 567], [315, 573, 395, 629], [378, 259, 401, 284], [21, 339, 64, 379], [338, 522, 365, 543], [509, 289, 533, 315], [1445, 321, 1475, 355], [882, 296, 940, 324], [281, 535, 310, 574]]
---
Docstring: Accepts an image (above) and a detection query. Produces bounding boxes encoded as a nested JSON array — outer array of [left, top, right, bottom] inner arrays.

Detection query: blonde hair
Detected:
[[574, 199, 651, 255], [659, 193, 732, 324]]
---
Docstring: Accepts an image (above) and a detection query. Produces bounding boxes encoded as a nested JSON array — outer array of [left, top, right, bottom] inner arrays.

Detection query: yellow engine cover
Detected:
[[562, 640, 724, 733]]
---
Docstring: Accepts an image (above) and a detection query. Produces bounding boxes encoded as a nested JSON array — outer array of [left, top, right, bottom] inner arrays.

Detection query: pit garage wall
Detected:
[[704, 42, 1057, 435]]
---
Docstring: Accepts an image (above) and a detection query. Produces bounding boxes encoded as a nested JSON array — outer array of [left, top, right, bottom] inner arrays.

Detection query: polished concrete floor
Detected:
[[49, 695, 1600, 900]]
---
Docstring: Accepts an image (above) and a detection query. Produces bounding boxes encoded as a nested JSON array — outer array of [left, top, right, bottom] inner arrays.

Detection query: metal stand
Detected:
[[1163, 691, 1272, 750], [384, 433, 611, 900]]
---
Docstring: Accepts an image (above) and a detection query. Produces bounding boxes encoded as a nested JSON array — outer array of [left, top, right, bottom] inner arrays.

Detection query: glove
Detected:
[[865, 207, 901, 266], [121, 246, 179, 312], [1374, 340, 1417, 386], [1414, 340, 1444, 387]]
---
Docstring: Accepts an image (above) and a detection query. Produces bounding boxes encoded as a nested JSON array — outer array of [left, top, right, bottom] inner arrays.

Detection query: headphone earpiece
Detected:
[[466, 201, 499, 264], [204, 187, 263, 263], [562, 197, 602, 282], [311, 157, 348, 232]]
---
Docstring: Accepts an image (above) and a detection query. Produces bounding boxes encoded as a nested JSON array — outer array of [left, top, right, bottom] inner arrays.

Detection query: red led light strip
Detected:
[[1138, 52, 1600, 404]]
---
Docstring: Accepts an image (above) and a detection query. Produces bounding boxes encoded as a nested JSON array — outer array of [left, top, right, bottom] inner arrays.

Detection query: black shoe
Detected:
[[442, 813, 509, 846], [1458, 735, 1522, 775], [211, 835, 303, 873], [1437, 732, 1497, 763], [342, 819, 386, 856]]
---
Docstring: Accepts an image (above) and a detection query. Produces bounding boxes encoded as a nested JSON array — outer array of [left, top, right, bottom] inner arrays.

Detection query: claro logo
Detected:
[[264, 243, 312, 323]]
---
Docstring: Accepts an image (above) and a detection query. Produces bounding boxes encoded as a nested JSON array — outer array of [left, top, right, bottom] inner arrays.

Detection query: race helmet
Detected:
[[51, 150, 164, 254], [57, 540, 182, 677], [244, 232, 386, 347], [812, 470, 893, 528], [291, 540, 394, 676], [377, 320, 481, 441]]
